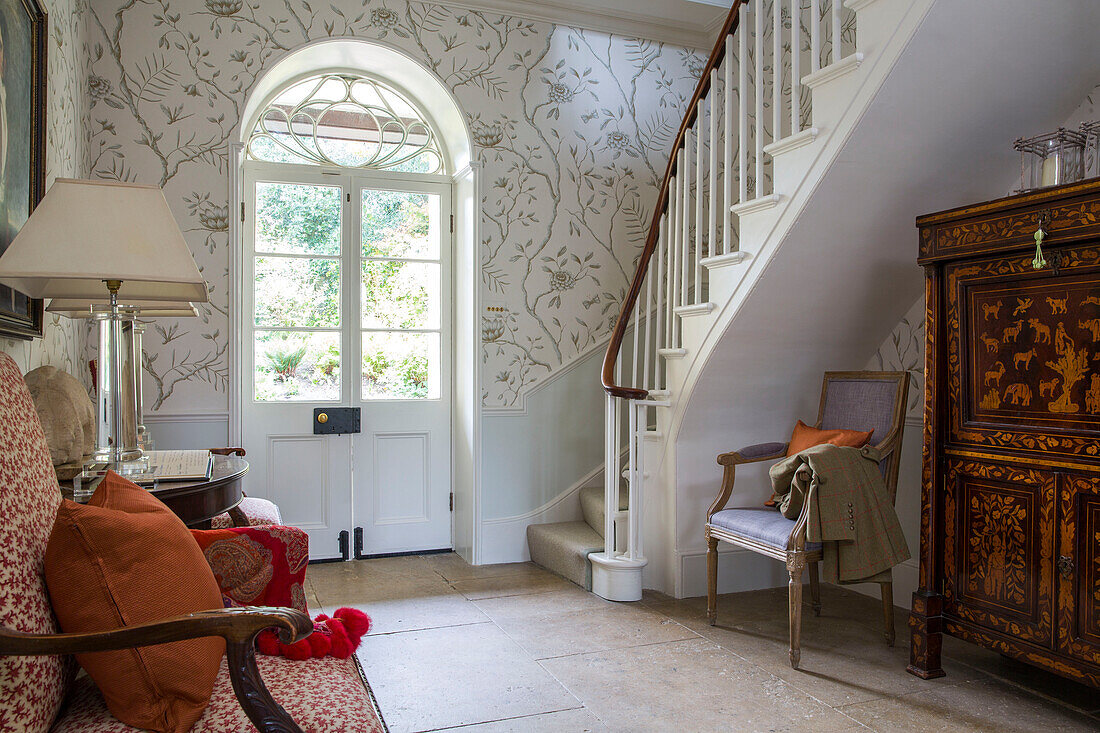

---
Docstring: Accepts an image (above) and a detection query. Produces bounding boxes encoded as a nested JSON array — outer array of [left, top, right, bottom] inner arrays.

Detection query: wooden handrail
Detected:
[[601, 1, 745, 399]]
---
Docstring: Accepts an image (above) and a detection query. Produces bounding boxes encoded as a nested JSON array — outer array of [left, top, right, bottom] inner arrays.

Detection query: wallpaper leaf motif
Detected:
[[84, 0, 703, 409], [0, 0, 90, 384]]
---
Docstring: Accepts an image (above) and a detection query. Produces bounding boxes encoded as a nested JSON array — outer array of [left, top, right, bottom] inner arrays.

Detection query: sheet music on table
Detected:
[[127, 450, 214, 485]]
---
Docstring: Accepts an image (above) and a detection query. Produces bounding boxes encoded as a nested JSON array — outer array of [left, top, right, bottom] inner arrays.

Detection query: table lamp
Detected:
[[47, 299, 200, 453], [0, 179, 208, 469]]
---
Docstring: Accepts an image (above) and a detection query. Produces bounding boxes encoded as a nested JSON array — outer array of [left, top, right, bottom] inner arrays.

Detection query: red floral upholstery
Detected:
[[210, 497, 281, 530], [52, 655, 385, 733], [0, 354, 71, 732]]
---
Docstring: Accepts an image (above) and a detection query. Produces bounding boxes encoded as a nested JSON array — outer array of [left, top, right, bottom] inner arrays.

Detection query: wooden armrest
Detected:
[[709, 442, 789, 518], [0, 606, 310, 657], [1, 607, 310, 733], [210, 447, 246, 457], [716, 442, 788, 466]]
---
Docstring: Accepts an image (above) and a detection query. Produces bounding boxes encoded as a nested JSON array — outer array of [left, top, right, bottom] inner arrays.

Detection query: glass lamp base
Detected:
[[74, 455, 152, 502]]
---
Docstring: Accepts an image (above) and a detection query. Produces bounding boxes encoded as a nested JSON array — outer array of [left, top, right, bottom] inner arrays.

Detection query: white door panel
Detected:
[[241, 163, 452, 559]]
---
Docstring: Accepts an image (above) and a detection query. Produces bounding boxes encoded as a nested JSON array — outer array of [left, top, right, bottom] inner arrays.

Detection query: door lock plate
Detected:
[[313, 407, 360, 434]]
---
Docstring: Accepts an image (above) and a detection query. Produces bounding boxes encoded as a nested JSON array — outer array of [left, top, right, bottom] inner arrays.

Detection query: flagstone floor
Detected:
[[307, 554, 1100, 732]]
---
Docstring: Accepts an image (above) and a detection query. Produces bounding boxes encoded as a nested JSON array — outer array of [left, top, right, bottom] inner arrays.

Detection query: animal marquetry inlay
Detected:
[[1039, 377, 1060, 399], [1048, 296, 1069, 315], [983, 300, 1003, 320], [1029, 319, 1052, 344], [1014, 349, 1037, 371], [980, 334, 1000, 353], [985, 361, 1006, 388], [1002, 321, 1024, 343], [1087, 374, 1100, 414], [1014, 297, 1033, 316], [1004, 383, 1033, 406], [1083, 295, 1100, 307], [1080, 319, 1100, 340]]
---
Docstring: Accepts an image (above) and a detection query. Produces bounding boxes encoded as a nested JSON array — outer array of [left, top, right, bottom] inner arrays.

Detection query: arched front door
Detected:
[[239, 73, 453, 560]]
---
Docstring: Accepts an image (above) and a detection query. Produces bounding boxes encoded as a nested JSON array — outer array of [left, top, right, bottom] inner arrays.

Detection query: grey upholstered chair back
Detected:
[[816, 372, 909, 502]]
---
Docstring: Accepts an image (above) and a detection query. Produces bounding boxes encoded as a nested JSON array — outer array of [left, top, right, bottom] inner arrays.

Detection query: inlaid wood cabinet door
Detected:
[[1057, 474, 1100, 665], [943, 458, 1055, 647]]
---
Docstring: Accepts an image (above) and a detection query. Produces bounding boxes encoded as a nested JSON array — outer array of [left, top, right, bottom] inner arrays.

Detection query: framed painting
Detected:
[[0, 0, 45, 339]]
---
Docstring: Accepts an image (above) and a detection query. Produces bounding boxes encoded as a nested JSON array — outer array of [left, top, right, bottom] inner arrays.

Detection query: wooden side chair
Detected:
[[704, 371, 909, 669]]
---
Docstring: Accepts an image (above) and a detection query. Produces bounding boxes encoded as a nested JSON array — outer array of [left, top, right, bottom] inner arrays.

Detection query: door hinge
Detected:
[[449, 492, 454, 512], [353, 526, 368, 560], [449, 214, 454, 234], [338, 530, 350, 561], [240, 201, 245, 222]]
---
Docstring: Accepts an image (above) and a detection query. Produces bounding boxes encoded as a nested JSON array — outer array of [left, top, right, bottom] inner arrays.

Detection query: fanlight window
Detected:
[[246, 74, 445, 174]]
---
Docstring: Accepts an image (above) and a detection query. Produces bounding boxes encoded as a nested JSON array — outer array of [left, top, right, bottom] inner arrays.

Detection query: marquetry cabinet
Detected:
[[910, 179, 1100, 687]]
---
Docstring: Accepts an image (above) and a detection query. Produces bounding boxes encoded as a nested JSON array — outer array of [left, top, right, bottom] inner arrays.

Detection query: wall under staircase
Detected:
[[527, 0, 1100, 602]]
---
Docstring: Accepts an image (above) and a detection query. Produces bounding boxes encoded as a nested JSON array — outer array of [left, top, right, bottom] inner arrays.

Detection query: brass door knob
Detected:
[[317, 412, 329, 424]]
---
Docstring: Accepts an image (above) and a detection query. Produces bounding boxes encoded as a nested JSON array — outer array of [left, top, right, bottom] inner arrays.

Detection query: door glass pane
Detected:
[[256, 182, 342, 255], [362, 331, 439, 400], [361, 260, 439, 329], [254, 331, 340, 401], [254, 257, 340, 328], [361, 189, 439, 259]]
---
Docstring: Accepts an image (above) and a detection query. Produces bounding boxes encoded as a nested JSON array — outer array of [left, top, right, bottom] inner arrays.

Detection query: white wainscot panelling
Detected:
[[374, 433, 430, 525], [143, 412, 229, 450], [267, 435, 330, 530]]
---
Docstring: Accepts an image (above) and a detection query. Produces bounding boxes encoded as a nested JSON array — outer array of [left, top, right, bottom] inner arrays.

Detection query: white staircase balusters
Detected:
[[791, 0, 802, 133], [595, 0, 868, 602], [811, 0, 821, 72], [754, 2, 764, 199], [723, 37, 734, 255]]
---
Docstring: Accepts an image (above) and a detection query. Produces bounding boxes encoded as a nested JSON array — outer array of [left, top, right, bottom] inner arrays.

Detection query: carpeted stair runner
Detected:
[[526, 484, 629, 590]]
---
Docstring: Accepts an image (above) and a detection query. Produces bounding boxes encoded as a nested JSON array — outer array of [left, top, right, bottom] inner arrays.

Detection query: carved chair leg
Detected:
[[808, 561, 821, 617], [787, 565, 804, 669], [881, 580, 895, 647], [706, 535, 719, 626], [226, 639, 303, 733]]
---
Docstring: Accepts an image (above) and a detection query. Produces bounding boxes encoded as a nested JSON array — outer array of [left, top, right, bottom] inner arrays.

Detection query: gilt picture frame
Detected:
[[0, 0, 45, 339]]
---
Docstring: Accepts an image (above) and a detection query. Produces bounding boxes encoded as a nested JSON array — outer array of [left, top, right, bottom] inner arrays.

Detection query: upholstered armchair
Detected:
[[705, 371, 910, 669], [0, 354, 383, 732]]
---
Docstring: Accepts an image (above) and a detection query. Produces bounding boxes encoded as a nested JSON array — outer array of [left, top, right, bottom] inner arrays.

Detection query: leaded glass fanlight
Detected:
[[246, 74, 446, 174]]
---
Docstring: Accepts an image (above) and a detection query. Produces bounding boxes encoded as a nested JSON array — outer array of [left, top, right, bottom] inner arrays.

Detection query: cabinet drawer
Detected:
[[943, 458, 1055, 647], [1057, 474, 1100, 665]]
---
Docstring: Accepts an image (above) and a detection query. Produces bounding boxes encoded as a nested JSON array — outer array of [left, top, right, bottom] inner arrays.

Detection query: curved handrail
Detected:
[[601, 1, 745, 399]]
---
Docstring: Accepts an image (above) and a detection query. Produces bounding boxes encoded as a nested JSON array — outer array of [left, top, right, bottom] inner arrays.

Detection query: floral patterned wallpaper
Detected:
[[82, 0, 705, 411], [867, 83, 1100, 419], [0, 0, 89, 384]]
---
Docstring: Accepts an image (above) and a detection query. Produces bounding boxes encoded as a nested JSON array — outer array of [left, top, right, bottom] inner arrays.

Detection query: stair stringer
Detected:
[[641, 0, 1100, 598]]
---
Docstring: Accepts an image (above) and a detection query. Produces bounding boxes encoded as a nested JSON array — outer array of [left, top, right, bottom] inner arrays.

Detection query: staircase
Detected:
[[527, 0, 1100, 600]]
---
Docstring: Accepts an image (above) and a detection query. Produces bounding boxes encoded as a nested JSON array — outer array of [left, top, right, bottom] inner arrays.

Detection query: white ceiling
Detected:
[[425, 0, 735, 49]]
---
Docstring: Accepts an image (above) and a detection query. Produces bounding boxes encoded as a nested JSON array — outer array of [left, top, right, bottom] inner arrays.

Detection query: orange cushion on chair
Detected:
[[785, 419, 873, 456], [44, 471, 226, 733]]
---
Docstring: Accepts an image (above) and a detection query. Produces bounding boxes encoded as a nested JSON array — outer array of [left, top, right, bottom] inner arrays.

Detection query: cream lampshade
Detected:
[[0, 179, 209, 468]]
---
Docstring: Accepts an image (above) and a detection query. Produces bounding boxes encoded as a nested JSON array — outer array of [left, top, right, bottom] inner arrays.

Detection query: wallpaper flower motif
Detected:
[[83, 0, 704, 410], [0, 0, 90, 385]]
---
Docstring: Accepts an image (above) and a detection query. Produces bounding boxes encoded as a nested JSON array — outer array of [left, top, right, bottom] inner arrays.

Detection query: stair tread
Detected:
[[580, 484, 629, 538], [527, 521, 605, 590]]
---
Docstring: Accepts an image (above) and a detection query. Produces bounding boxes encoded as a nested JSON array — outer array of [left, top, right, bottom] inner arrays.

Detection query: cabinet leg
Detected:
[[906, 590, 945, 680]]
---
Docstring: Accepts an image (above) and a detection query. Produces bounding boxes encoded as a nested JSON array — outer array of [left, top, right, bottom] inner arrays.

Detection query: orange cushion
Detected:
[[785, 420, 873, 457], [44, 471, 225, 733]]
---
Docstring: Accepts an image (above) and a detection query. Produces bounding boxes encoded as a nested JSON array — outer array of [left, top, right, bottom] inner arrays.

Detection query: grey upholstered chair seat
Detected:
[[709, 508, 822, 551]]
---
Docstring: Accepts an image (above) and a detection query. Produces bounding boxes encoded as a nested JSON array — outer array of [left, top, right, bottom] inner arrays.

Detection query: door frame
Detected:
[[230, 149, 482, 561]]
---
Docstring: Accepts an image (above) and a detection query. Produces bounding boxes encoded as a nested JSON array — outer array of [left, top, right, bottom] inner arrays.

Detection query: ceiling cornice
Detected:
[[423, 0, 729, 50]]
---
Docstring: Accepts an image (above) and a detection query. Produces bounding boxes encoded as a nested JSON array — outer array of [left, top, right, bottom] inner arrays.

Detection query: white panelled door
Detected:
[[241, 163, 452, 560]]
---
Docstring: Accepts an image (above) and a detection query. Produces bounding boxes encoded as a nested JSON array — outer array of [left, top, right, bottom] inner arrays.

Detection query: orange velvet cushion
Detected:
[[44, 471, 225, 733], [785, 419, 874, 456]]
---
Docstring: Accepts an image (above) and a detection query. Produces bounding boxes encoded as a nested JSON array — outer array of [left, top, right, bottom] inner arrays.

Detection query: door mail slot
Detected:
[[313, 407, 360, 435]]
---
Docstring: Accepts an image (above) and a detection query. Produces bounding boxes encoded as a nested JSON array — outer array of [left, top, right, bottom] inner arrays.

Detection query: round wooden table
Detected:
[[149, 453, 250, 528]]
